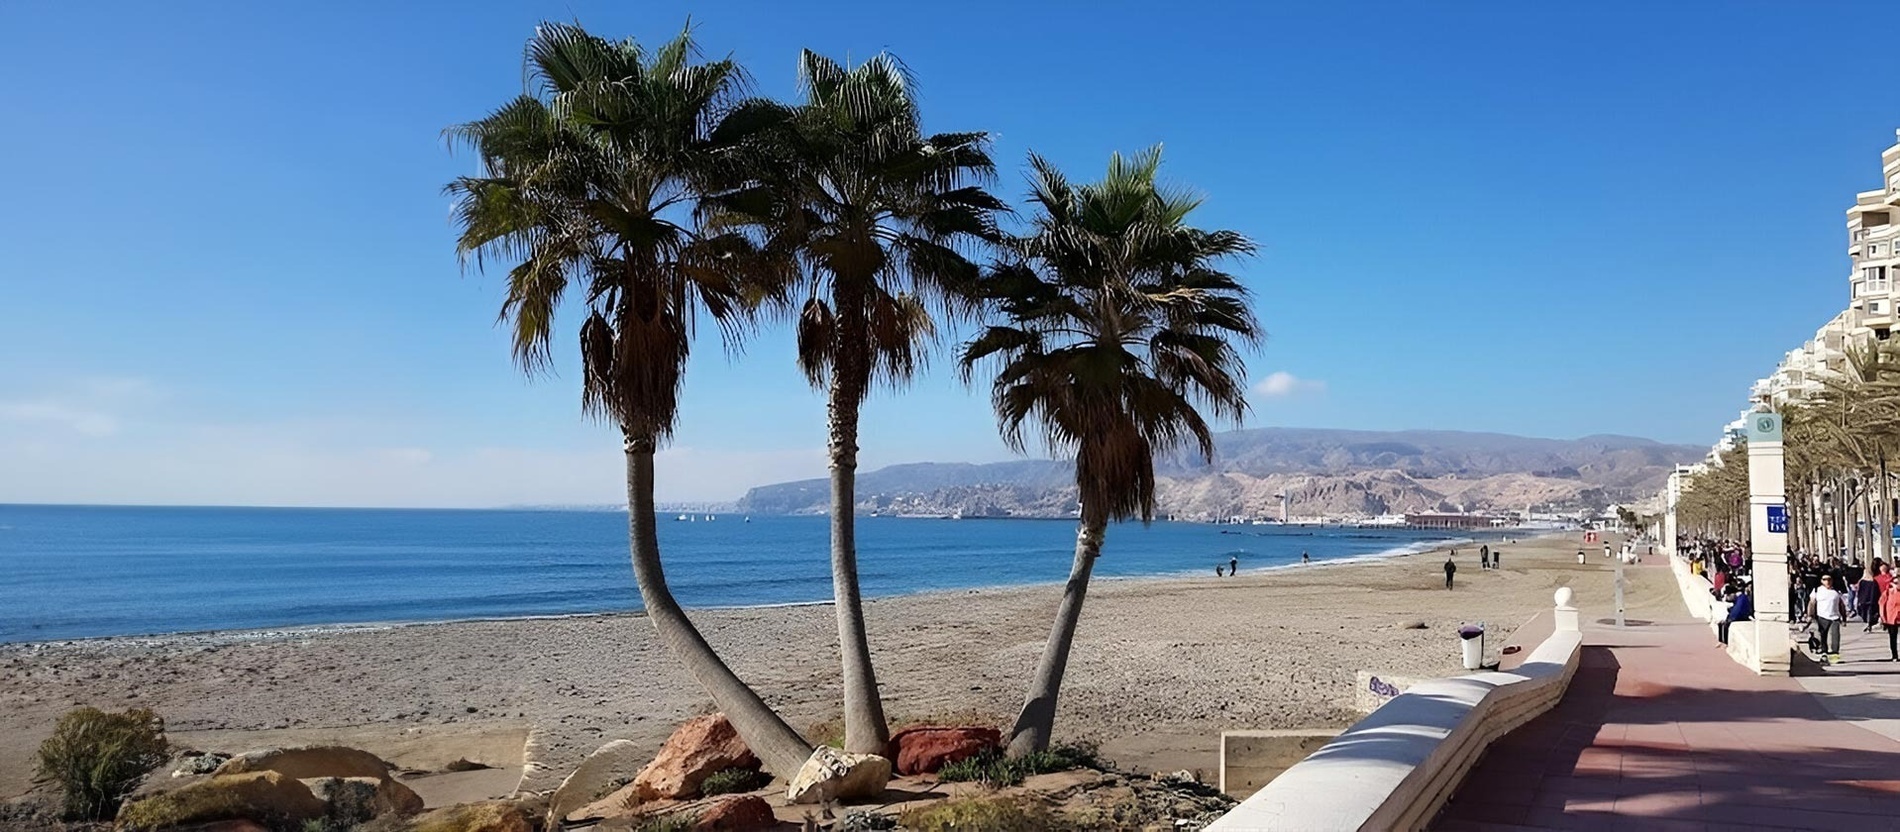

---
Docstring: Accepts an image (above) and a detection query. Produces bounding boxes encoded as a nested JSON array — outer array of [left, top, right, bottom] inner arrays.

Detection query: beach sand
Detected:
[[0, 531, 1680, 801]]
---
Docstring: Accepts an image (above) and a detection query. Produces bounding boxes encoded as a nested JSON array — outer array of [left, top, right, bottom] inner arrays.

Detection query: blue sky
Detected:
[[0, 1, 1893, 507]]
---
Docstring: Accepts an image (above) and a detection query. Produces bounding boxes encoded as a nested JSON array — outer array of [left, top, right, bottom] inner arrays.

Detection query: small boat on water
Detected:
[[676, 514, 688, 521]]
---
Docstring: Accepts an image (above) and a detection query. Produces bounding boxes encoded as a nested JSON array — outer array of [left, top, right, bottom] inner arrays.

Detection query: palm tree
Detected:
[[718, 51, 1003, 753], [444, 23, 812, 778], [961, 148, 1260, 756]]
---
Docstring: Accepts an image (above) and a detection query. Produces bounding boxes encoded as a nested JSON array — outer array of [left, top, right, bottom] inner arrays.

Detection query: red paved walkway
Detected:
[[1437, 607, 1900, 830]]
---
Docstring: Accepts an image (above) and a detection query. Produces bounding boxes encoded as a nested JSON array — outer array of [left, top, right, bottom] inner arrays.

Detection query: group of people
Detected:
[[1685, 535, 1900, 665], [1792, 553, 1900, 665], [1442, 544, 1504, 589]]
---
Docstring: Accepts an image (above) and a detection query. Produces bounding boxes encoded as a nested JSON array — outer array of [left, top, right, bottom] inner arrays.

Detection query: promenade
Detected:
[[1437, 560, 1900, 831]]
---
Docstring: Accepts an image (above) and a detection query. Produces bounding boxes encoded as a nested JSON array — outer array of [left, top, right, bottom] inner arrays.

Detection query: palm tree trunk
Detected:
[[1879, 452, 1893, 564], [624, 435, 812, 778], [1006, 505, 1108, 758], [827, 317, 889, 755]]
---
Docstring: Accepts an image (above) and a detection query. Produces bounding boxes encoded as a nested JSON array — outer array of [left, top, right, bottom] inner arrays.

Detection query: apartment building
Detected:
[[1743, 131, 1900, 411], [1848, 130, 1900, 341]]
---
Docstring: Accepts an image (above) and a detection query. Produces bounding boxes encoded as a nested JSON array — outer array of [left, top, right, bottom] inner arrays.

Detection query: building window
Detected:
[[1875, 243, 1886, 256], [1875, 301, 1887, 314]]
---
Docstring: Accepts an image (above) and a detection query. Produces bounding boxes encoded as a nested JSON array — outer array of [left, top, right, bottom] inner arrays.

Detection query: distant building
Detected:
[[1403, 513, 1507, 530]]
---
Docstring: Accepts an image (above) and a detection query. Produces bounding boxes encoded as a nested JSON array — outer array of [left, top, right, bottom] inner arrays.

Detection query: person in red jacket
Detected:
[[1882, 578, 1900, 662]]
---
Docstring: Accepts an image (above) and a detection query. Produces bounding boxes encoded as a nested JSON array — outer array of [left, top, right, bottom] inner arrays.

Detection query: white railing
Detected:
[[1207, 590, 1583, 832]]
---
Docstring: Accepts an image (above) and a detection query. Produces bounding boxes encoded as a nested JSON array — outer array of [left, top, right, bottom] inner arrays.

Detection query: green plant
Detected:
[[898, 796, 1080, 832], [935, 741, 1101, 788], [34, 706, 170, 820], [633, 815, 697, 832], [317, 777, 378, 827], [697, 766, 770, 796]]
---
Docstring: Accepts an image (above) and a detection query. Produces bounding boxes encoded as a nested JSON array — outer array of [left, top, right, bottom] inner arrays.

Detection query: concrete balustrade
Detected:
[[1668, 552, 1766, 671], [1206, 589, 1584, 832]]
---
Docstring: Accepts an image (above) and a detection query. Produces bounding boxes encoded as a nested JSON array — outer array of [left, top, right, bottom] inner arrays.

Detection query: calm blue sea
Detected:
[[0, 505, 1491, 644]]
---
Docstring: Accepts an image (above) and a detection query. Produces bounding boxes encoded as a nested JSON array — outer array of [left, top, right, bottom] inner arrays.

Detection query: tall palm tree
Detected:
[[444, 23, 812, 778], [718, 51, 1003, 753], [961, 148, 1260, 756]]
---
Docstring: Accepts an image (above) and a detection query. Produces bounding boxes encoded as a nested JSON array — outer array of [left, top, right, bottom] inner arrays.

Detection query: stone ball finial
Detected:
[[1555, 587, 1574, 608]]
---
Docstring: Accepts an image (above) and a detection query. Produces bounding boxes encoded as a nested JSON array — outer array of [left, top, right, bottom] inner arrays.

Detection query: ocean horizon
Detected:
[[0, 504, 1498, 644]]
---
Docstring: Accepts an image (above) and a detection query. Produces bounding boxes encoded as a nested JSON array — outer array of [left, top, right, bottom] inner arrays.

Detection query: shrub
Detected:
[[898, 796, 1079, 832], [935, 741, 1100, 788], [34, 706, 170, 820], [697, 766, 770, 796], [316, 777, 378, 827], [633, 815, 696, 832]]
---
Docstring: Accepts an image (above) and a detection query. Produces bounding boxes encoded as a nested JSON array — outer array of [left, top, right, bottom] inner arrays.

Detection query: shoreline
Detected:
[[2, 531, 1666, 804], [0, 534, 1490, 651]]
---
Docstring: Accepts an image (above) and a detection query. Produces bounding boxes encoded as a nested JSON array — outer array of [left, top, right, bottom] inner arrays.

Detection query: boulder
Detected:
[[410, 800, 534, 832], [304, 775, 425, 818], [547, 738, 645, 823], [116, 771, 326, 831], [887, 726, 1000, 775], [631, 714, 759, 802], [214, 746, 395, 781], [785, 747, 891, 804], [171, 752, 231, 777], [687, 795, 775, 830]]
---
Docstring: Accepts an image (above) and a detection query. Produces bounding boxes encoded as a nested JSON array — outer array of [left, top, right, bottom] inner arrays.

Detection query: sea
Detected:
[[0, 504, 1499, 644]]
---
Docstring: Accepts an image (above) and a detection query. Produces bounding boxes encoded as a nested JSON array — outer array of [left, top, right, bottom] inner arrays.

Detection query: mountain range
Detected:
[[733, 427, 1702, 520]]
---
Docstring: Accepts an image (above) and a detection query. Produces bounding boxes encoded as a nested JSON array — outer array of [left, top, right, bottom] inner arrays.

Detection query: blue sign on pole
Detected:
[[1767, 505, 1788, 534]]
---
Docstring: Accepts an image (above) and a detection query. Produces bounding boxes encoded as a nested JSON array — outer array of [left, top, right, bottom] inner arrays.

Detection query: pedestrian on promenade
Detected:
[[1719, 583, 1752, 647], [1444, 555, 1456, 590], [1882, 578, 1900, 661], [1859, 570, 1882, 632], [1808, 575, 1848, 665]]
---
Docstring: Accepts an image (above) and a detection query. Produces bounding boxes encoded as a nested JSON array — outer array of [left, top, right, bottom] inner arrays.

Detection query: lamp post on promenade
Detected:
[[1747, 411, 1792, 675]]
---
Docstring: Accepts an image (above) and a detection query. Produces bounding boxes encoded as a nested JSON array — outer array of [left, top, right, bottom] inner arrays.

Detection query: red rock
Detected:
[[632, 714, 760, 802], [887, 726, 1000, 775], [690, 795, 775, 830]]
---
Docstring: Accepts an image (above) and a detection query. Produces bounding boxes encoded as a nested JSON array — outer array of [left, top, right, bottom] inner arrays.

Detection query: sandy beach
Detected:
[[0, 531, 1679, 803]]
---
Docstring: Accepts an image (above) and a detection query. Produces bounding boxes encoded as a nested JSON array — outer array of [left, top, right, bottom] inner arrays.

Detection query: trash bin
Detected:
[[1459, 624, 1485, 670]]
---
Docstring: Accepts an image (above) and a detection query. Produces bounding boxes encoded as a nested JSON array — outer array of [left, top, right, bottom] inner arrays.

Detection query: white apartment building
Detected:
[[1847, 129, 1900, 342], [1741, 133, 1900, 411]]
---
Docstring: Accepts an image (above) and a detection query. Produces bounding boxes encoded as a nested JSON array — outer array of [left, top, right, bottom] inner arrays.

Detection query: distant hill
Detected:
[[734, 427, 1701, 519]]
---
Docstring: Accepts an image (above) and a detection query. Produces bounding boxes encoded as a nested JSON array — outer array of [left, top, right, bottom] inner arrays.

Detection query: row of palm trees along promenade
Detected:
[[447, 22, 1262, 791], [1670, 128, 1900, 564]]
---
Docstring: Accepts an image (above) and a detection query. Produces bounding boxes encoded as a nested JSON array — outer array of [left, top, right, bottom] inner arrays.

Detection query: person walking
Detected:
[[1883, 578, 1900, 662], [1859, 569, 1882, 632], [1229, 555, 1238, 577], [1480, 544, 1491, 570], [1808, 574, 1848, 665], [1492, 549, 1501, 570], [1444, 555, 1457, 590]]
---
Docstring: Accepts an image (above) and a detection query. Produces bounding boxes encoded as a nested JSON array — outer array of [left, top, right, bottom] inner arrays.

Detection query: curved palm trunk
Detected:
[[1006, 506, 1107, 758], [827, 327, 890, 754], [625, 436, 813, 778]]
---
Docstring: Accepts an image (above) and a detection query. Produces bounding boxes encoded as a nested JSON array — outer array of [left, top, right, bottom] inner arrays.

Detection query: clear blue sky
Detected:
[[0, 1, 1892, 507]]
